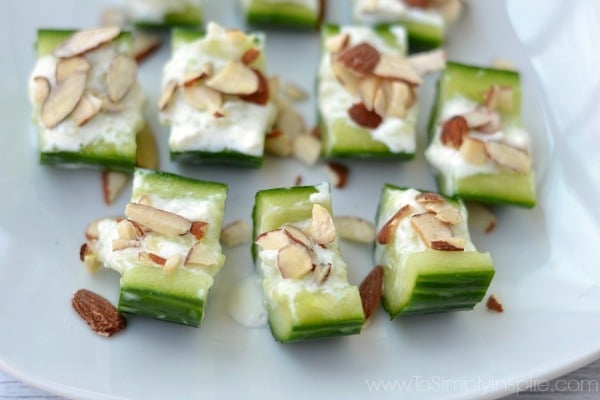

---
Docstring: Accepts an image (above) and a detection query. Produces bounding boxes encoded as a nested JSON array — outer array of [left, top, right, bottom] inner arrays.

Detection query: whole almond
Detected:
[[348, 102, 382, 129], [440, 115, 468, 149], [72, 289, 126, 337]]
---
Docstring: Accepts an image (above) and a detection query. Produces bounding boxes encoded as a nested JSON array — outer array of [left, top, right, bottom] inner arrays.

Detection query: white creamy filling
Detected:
[[29, 46, 145, 153], [424, 95, 532, 194], [160, 23, 277, 156], [127, 0, 202, 22], [318, 26, 417, 154], [353, 0, 444, 26]]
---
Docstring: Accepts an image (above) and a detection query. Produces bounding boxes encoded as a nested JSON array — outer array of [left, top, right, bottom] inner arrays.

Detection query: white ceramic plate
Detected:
[[0, 1, 598, 399]]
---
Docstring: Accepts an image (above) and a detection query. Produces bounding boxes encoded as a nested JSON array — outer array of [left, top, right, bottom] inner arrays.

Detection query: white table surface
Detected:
[[1, 359, 599, 399]]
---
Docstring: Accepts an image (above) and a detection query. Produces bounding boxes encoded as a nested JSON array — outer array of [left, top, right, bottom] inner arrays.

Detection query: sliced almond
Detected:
[[373, 54, 422, 86], [415, 192, 445, 203], [135, 125, 159, 169], [71, 92, 103, 126], [466, 202, 496, 234], [349, 102, 382, 129], [407, 48, 446, 76], [163, 254, 182, 273], [282, 82, 308, 101], [357, 76, 382, 111], [425, 202, 463, 225], [157, 80, 178, 111], [81, 248, 102, 273], [182, 63, 212, 87], [440, 115, 468, 149], [265, 129, 293, 157], [56, 57, 91, 83], [325, 33, 350, 53], [183, 84, 223, 112], [463, 107, 494, 129], [190, 221, 208, 240], [133, 33, 161, 63], [331, 59, 360, 95], [359, 265, 384, 320], [484, 85, 514, 112], [324, 162, 349, 189], [276, 105, 306, 139], [220, 220, 251, 248], [106, 55, 137, 103], [185, 242, 219, 268], [32, 76, 51, 106], [117, 219, 139, 240], [309, 204, 336, 246], [112, 238, 139, 251], [485, 141, 531, 173], [430, 237, 465, 251], [268, 75, 280, 101], [486, 293, 504, 312], [125, 203, 192, 236], [410, 212, 459, 250], [283, 224, 313, 250], [101, 171, 129, 205], [478, 111, 502, 134], [85, 218, 105, 240], [334, 216, 376, 244], [292, 134, 322, 166], [313, 263, 332, 285], [377, 204, 412, 245], [206, 61, 258, 95], [460, 137, 488, 166], [383, 81, 413, 119], [255, 229, 291, 250], [336, 42, 380, 76], [41, 72, 87, 128], [241, 48, 261, 65], [139, 251, 166, 266], [101, 96, 124, 113], [54, 26, 121, 59], [239, 69, 270, 105], [277, 243, 313, 279]]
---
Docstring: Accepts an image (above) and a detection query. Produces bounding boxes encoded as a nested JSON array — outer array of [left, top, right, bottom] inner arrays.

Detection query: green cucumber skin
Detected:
[[372, 21, 443, 52], [132, 6, 203, 29], [40, 151, 134, 173], [268, 318, 363, 343], [170, 151, 263, 168], [245, 0, 321, 29]]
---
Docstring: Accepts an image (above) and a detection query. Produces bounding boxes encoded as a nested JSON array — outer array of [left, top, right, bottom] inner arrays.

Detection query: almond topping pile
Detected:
[[438, 81, 532, 173], [328, 38, 422, 129], [377, 192, 466, 251], [255, 204, 338, 284], [37, 27, 137, 129]]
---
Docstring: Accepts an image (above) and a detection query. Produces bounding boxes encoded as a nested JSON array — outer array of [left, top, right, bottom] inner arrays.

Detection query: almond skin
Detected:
[[72, 289, 126, 337], [486, 294, 504, 313], [359, 265, 384, 320], [239, 69, 270, 105], [348, 102, 382, 129], [336, 42, 380, 75], [440, 115, 468, 149]]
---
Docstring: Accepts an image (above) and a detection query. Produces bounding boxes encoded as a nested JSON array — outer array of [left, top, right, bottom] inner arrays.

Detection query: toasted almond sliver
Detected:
[[309, 204, 336, 246], [220, 220, 252, 248], [357, 76, 381, 112], [32, 76, 51, 106], [415, 192, 445, 203], [41, 72, 87, 128], [485, 141, 531, 173], [125, 202, 192, 236], [460, 137, 488, 166], [326, 33, 350, 53], [241, 48, 261, 65], [82, 251, 101, 274], [157, 80, 178, 111], [463, 107, 493, 129], [359, 265, 384, 320], [384, 81, 412, 119], [182, 63, 212, 87], [484, 85, 514, 112], [163, 254, 182, 272], [283, 82, 308, 101], [112, 239, 139, 251], [255, 229, 291, 250], [430, 237, 465, 251], [54, 26, 121, 59], [265, 129, 293, 157], [117, 219, 139, 241], [71, 92, 103, 127], [184, 84, 223, 112], [377, 204, 412, 245], [438, 0, 463, 24], [425, 202, 463, 225], [205, 61, 258, 95], [324, 162, 349, 189], [373, 54, 422, 86], [410, 212, 456, 250], [101, 171, 129, 205], [185, 242, 219, 268], [440, 115, 468, 149], [282, 224, 313, 250], [331, 60, 360, 95], [466, 202, 496, 234], [106, 55, 137, 103], [334, 216, 376, 244], [277, 243, 313, 279], [190, 221, 208, 240], [276, 105, 306, 139], [313, 263, 332, 285], [101, 96, 124, 113], [56, 57, 91, 83], [139, 251, 166, 266], [486, 293, 504, 312], [407, 48, 446, 76], [132, 33, 161, 63], [135, 125, 159, 169], [292, 134, 322, 166]]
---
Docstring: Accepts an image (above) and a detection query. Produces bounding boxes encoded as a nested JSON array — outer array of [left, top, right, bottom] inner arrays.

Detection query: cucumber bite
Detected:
[[374, 184, 494, 317], [425, 62, 536, 207], [253, 183, 365, 342], [240, 0, 324, 29], [125, 0, 203, 28]]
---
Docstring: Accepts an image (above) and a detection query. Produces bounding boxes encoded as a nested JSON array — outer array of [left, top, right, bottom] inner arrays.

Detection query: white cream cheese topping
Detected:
[[353, 0, 444, 26]]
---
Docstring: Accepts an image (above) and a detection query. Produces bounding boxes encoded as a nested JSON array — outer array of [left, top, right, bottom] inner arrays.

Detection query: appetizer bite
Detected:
[[125, 0, 203, 28], [318, 24, 426, 159], [30, 27, 145, 171], [253, 183, 365, 342], [425, 62, 536, 207], [240, 0, 324, 30], [353, 0, 464, 51], [159, 22, 277, 167], [375, 185, 495, 317], [81, 168, 228, 327]]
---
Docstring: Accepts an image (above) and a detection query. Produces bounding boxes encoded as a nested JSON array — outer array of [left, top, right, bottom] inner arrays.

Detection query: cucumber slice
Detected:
[[425, 62, 536, 208], [33, 29, 142, 172], [88, 169, 227, 327], [161, 24, 276, 167], [375, 184, 494, 317], [318, 24, 417, 159], [243, 0, 323, 29], [253, 183, 365, 342], [129, 2, 203, 28]]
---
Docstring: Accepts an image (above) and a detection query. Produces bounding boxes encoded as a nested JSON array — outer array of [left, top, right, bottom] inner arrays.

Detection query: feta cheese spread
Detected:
[[425, 95, 532, 194], [318, 26, 417, 154], [160, 22, 277, 157], [353, 0, 444, 26], [127, 0, 202, 23]]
